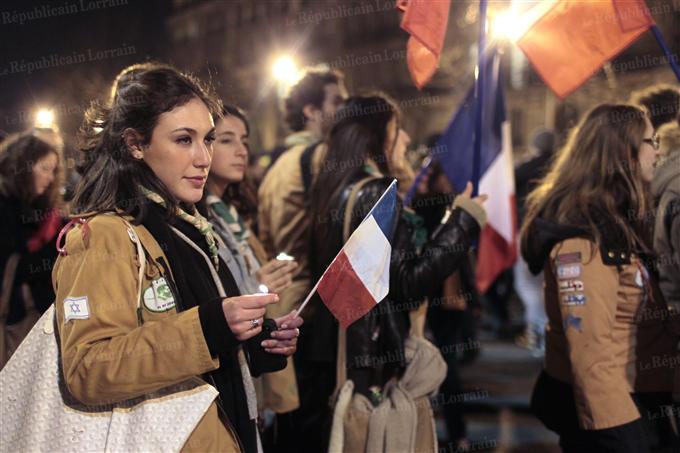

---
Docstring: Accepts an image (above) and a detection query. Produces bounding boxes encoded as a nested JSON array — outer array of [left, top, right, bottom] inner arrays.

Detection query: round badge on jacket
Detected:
[[143, 277, 176, 312]]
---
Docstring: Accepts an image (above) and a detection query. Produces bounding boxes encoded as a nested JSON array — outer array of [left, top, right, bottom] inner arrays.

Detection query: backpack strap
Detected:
[[300, 141, 321, 195], [334, 176, 382, 397]]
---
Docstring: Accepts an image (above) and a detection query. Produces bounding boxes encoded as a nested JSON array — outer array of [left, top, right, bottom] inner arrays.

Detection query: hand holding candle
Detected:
[[261, 310, 304, 356]]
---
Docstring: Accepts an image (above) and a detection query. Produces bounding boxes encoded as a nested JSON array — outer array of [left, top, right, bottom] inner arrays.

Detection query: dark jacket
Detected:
[[0, 193, 60, 324], [303, 172, 483, 394], [515, 150, 552, 227], [411, 190, 480, 311], [140, 203, 285, 453], [652, 153, 680, 312]]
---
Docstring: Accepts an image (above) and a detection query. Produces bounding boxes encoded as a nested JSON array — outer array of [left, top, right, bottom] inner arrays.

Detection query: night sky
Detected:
[[0, 0, 170, 138]]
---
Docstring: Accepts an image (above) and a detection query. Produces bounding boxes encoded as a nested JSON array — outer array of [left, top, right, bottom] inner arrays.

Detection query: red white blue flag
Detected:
[[436, 49, 517, 293], [317, 180, 398, 328]]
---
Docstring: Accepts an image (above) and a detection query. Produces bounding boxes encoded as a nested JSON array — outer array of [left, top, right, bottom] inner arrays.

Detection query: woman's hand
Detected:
[[221, 294, 279, 341], [260, 310, 304, 356], [459, 181, 488, 208], [256, 259, 298, 294]]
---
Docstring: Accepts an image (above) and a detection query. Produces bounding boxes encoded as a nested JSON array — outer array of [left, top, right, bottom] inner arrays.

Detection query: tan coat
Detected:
[[257, 142, 325, 318], [256, 143, 326, 414], [52, 214, 241, 452], [543, 238, 677, 430]]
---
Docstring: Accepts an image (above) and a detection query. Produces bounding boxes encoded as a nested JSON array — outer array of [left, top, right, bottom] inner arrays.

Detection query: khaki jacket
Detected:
[[257, 142, 325, 318], [52, 214, 240, 452], [543, 238, 677, 430]]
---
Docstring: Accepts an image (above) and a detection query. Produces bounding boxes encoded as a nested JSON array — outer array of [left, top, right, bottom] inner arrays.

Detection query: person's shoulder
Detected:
[[550, 237, 603, 268], [63, 213, 135, 256], [358, 176, 394, 194], [269, 144, 307, 171], [85, 213, 134, 234], [551, 237, 597, 257], [354, 176, 395, 205], [259, 145, 307, 192]]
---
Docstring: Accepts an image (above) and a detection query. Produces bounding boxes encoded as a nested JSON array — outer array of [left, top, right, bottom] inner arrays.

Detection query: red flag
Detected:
[[517, 0, 653, 99], [399, 0, 451, 89]]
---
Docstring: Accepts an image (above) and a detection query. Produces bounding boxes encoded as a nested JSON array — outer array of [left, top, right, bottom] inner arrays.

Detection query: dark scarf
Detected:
[[140, 202, 258, 453]]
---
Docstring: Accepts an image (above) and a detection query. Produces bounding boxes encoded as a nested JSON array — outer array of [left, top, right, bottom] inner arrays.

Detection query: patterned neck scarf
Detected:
[[206, 194, 250, 243], [141, 187, 220, 269]]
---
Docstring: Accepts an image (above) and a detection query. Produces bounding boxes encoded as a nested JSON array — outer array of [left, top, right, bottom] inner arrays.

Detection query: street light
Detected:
[[35, 109, 55, 129], [490, 4, 550, 43], [491, 10, 527, 42], [272, 55, 300, 88]]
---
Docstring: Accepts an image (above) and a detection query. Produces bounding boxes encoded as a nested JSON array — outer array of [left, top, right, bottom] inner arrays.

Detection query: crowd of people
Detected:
[[0, 60, 678, 452]]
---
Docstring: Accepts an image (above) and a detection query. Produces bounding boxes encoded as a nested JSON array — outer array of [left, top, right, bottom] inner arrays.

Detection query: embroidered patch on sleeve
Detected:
[[564, 314, 583, 332], [556, 252, 581, 265], [64, 296, 90, 322], [557, 263, 581, 280], [561, 294, 586, 306], [559, 279, 584, 293]]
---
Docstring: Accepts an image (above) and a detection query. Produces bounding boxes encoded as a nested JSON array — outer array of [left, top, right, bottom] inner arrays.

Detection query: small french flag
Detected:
[[298, 180, 398, 329]]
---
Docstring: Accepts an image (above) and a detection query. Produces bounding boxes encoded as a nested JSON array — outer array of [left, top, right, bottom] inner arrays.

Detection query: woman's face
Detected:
[[384, 117, 411, 172], [210, 115, 249, 185], [32, 152, 58, 197], [638, 117, 658, 183], [141, 97, 215, 204]]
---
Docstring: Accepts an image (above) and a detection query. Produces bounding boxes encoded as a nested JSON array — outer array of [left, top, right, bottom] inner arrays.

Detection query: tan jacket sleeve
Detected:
[[551, 238, 640, 430], [257, 148, 307, 258], [53, 217, 219, 406]]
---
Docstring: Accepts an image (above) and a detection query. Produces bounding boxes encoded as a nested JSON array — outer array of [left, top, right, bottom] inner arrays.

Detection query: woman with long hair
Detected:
[[200, 105, 301, 442], [0, 131, 63, 368], [54, 63, 302, 452], [201, 105, 297, 297], [294, 95, 487, 452], [522, 104, 677, 452]]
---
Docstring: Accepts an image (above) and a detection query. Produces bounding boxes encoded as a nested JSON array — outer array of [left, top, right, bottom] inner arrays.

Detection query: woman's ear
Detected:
[[122, 128, 145, 159]]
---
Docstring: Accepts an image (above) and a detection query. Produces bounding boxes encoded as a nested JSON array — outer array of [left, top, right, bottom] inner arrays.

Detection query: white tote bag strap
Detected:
[[169, 225, 261, 434]]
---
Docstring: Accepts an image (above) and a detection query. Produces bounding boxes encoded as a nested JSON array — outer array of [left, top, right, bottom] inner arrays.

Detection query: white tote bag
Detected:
[[0, 219, 219, 452]]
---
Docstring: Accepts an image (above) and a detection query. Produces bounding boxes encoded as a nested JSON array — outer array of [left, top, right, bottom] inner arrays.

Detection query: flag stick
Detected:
[[295, 179, 397, 317], [650, 25, 680, 82], [472, 0, 488, 197], [403, 156, 432, 207], [294, 277, 321, 317]]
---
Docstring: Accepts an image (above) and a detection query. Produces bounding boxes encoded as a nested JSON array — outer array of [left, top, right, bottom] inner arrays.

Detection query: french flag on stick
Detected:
[[296, 180, 398, 329], [436, 48, 517, 294]]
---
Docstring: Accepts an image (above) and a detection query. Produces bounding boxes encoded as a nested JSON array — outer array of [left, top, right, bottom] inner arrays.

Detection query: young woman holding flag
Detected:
[[293, 95, 487, 452]]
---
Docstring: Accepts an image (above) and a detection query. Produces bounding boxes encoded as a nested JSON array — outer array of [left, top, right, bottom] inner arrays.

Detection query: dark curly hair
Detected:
[[73, 62, 222, 221], [630, 84, 680, 129], [284, 69, 343, 132]]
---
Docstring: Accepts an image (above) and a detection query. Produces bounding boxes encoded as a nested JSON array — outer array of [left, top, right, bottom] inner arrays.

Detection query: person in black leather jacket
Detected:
[[288, 95, 487, 452]]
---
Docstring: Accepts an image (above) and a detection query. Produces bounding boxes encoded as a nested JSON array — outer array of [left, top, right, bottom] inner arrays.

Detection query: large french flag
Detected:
[[317, 180, 398, 329], [515, 0, 653, 99], [436, 49, 516, 294]]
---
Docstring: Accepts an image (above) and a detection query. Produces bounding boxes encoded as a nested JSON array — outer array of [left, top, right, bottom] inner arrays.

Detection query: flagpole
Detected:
[[403, 156, 432, 206], [295, 179, 398, 317], [294, 277, 322, 317], [472, 0, 488, 197], [649, 25, 680, 82]]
